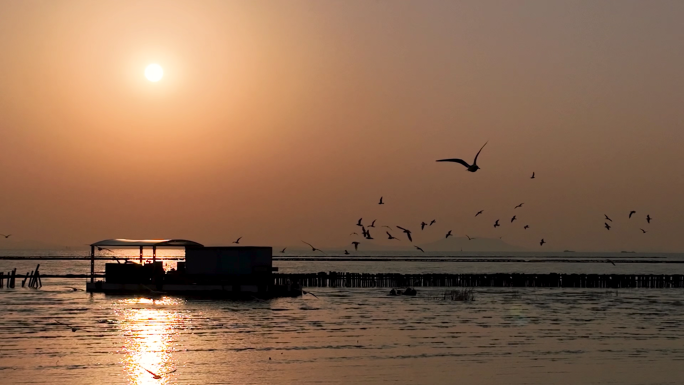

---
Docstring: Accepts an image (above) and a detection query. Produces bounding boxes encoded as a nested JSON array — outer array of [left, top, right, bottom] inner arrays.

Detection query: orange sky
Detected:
[[0, 1, 683, 251]]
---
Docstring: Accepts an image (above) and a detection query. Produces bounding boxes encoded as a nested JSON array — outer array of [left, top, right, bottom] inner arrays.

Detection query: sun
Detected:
[[145, 64, 164, 82]]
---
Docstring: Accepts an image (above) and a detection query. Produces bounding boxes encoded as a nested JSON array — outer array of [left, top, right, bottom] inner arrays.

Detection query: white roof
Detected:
[[90, 239, 203, 247]]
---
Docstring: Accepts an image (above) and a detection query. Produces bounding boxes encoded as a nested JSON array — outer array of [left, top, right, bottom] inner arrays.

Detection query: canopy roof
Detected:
[[90, 239, 204, 248]]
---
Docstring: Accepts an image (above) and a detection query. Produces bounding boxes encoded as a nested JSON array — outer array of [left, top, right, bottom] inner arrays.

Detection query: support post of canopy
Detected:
[[139, 246, 143, 264], [152, 246, 156, 264], [90, 245, 95, 283]]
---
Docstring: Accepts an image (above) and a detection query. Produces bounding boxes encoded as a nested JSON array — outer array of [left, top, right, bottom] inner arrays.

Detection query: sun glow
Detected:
[[145, 64, 164, 82]]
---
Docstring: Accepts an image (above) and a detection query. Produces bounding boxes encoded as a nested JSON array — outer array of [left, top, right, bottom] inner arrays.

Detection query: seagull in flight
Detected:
[[646, 215, 652, 223], [414, 245, 424, 253], [396, 226, 413, 242], [429, 219, 436, 226], [640, 228, 646, 234], [55, 320, 90, 333], [97, 247, 113, 253], [143, 367, 177, 380], [475, 210, 483, 217], [524, 225, 529, 230], [356, 218, 363, 227], [530, 172, 535, 179], [365, 230, 374, 240], [436, 141, 488, 172], [350, 232, 358, 236], [344, 250, 350, 255], [510, 215, 517, 223], [233, 237, 242, 244], [381, 225, 393, 230], [539, 239, 546, 246], [445, 230, 452, 239], [421, 221, 428, 230], [604, 223, 611, 230], [386, 231, 399, 240], [514, 203, 524, 209], [280, 248, 286, 253], [493, 219, 500, 228], [607, 259, 616, 266], [629, 210, 636, 219], [604, 214, 612, 222], [378, 197, 384, 205], [466, 234, 475, 241], [352, 241, 360, 251], [369, 220, 376, 228], [302, 241, 325, 254], [0, 234, 10, 239]]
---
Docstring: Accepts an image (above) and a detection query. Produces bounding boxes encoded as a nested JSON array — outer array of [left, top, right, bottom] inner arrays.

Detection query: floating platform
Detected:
[[85, 281, 302, 298]]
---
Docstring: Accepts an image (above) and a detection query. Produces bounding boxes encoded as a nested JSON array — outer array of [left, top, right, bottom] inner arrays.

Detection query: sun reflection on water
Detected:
[[116, 297, 183, 385]]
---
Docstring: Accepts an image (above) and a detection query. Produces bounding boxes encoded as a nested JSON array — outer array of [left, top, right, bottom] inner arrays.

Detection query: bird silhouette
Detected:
[[540, 239, 546, 246], [365, 230, 374, 240], [143, 367, 176, 380], [510, 215, 517, 223], [421, 221, 428, 230], [493, 219, 500, 228], [531, 172, 535, 179], [0, 234, 11, 239], [351, 241, 360, 251], [436, 141, 488, 172], [523, 225, 529, 230], [429, 219, 436, 226], [475, 210, 483, 217], [233, 237, 242, 244], [386, 231, 399, 240], [640, 228, 646, 233], [344, 250, 350, 255], [302, 241, 325, 254], [356, 218, 363, 227], [349, 232, 358, 236], [381, 225, 393, 230], [466, 234, 475, 240], [514, 203, 524, 209], [607, 259, 616, 266], [646, 215, 652, 223], [55, 320, 90, 333], [414, 245, 424, 253], [97, 247, 113, 253], [604, 214, 612, 222], [396, 226, 413, 242], [378, 197, 384, 205], [280, 248, 286, 253], [361, 226, 369, 238], [445, 230, 452, 238], [605, 223, 611, 230], [369, 220, 376, 228], [629, 211, 636, 219]]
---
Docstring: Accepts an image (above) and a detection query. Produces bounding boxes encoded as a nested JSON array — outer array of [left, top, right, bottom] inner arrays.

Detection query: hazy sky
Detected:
[[1, 1, 683, 251]]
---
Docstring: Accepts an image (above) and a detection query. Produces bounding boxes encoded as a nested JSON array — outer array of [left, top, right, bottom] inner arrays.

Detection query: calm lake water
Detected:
[[1, 250, 683, 384]]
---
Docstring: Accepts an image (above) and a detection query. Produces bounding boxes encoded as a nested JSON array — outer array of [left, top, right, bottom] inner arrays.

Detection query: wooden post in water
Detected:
[[10, 268, 16, 288]]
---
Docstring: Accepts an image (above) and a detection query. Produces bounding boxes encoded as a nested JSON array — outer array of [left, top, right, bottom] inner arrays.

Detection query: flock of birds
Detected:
[[227, 141, 654, 254]]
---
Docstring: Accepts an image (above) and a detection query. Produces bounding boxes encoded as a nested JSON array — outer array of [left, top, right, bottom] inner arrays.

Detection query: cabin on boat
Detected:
[[85, 239, 289, 297]]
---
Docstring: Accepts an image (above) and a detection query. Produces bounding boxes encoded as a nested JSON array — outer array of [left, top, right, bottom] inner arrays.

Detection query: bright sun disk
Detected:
[[145, 64, 163, 82]]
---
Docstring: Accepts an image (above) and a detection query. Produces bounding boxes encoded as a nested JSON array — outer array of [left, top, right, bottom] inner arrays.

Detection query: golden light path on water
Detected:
[[116, 297, 180, 385]]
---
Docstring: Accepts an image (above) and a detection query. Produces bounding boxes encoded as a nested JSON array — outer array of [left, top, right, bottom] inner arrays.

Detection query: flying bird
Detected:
[[361, 226, 368, 238], [466, 234, 475, 241], [429, 219, 436, 226], [604, 214, 612, 222], [386, 231, 399, 240], [514, 203, 524, 209], [531, 172, 535, 179], [475, 210, 483, 217], [607, 259, 616, 266], [604, 223, 611, 230], [349, 232, 358, 236], [55, 320, 90, 333], [280, 248, 286, 253], [97, 247, 113, 253], [646, 215, 652, 223], [0, 234, 11, 239], [381, 225, 393, 230], [378, 197, 384, 205], [436, 141, 488, 172], [493, 219, 500, 228], [356, 218, 363, 227], [421, 221, 428, 230], [414, 245, 424, 253], [365, 230, 374, 240], [510, 215, 517, 223], [351, 241, 360, 251], [344, 250, 350, 255], [143, 367, 177, 380], [523, 225, 529, 230], [539, 239, 546, 246], [445, 230, 452, 239], [369, 220, 376, 228], [233, 237, 242, 244], [302, 241, 324, 254], [629, 211, 636, 219], [640, 228, 646, 233], [396, 226, 413, 242]]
